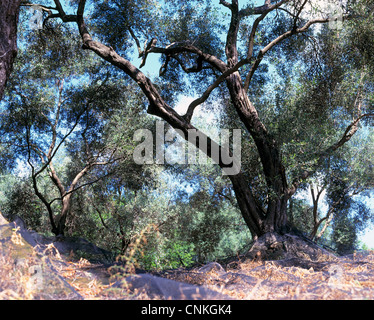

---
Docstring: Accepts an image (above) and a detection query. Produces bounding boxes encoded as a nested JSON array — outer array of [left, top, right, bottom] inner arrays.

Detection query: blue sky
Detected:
[[297, 187, 374, 249], [358, 197, 374, 248], [360, 227, 374, 249]]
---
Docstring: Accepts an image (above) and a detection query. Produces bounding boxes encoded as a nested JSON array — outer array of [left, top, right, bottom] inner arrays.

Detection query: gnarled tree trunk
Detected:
[[54, 194, 72, 236], [223, 2, 290, 239], [41, 0, 355, 260], [72, 0, 293, 242], [0, 0, 21, 101]]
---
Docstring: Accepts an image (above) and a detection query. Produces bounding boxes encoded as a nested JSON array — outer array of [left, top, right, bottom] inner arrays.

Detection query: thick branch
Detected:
[[20, 2, 57, 12], [139, 38, 157, 68], [311, 184, 325, 225], [48, 161, 65, 197], [150, 42, 227, 73], [51, 0, 77, 22], [225, 0, 239, 66], [162, 55, 209, 76], [239, 0, 289, 17]]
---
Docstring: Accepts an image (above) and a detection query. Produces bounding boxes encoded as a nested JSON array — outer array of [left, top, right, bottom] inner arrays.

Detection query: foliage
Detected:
[[0, 0, 374, 271]]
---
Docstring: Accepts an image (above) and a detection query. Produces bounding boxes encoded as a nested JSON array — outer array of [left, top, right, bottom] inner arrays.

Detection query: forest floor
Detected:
[[155, 252, 374, 300], [106, 253, 373, 299], [1, 216, 374, 300], [17, 248, 374, 300]]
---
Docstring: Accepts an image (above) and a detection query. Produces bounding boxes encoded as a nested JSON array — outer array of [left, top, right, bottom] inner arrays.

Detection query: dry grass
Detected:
[[3, 247, 374, 300], [0, 223, 154, 300], [2, 223, 374, 300], [0, 242, 121, 300], [0, 232, 43, 300], [165, 252, 374, 300]]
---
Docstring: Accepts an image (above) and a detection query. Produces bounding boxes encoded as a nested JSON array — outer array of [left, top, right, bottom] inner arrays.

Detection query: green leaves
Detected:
[[91, 0, 162, 56]]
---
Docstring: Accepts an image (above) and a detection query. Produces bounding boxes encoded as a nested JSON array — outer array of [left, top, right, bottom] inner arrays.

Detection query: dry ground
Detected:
[[156, 252, 374, 300], [1, 221, 374, 300], [2, 243, 374, 300]]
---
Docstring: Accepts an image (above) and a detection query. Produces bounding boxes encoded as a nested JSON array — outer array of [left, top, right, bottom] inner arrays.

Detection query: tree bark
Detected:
[[228, 173, 264, 239], [53, 166, 89, 236], [55, 194, 72, 236], [225, 72, 289, 237], [221, 0, 289, 236], [0, 0, 21, 101]]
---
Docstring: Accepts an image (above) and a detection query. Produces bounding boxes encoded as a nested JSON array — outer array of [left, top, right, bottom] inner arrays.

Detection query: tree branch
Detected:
[[76, 1, 228, 135], [244, 15, 340, 91], [48, 161, 65, 197], [225, 0, 240, 66], [48, 169, 115, 206], [184, 58, 250, 122], [47, 78, 64, 159], [289, 112, 374, 197], [93, 203, 110, 230], [327, 113, 374, 153], [292, 0, 309, 31], [313, 183, 358, 241], [33, 103, 87, 178], [219, 0, 233, 10], [25, 116, 57, 232], [128, 26, 144, 58], [139, 38, 157, 68], [51, 0, 77, 22], [246, 3, 278, 61], [150, 42, 227, 73], [20, 2, 57, 12], [239, 0, 289, 17]]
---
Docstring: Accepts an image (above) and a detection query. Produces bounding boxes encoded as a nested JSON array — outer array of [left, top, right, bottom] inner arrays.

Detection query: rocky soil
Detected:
[[155, 253, 374, 300], [1, 213, 374, 300]]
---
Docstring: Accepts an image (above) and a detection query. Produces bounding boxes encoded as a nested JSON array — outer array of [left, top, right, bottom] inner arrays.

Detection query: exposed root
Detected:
[[246, 232, 338, 262]]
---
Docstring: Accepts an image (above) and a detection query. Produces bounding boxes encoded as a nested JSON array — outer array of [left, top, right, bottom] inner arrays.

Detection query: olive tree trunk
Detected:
[[0, 0, 21, 101]]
